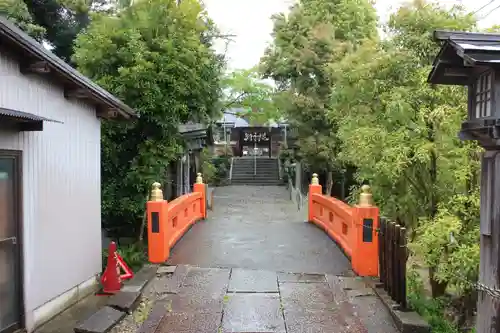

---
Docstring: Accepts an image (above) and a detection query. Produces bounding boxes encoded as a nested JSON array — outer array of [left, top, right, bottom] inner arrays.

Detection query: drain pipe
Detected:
[[229, 157, 234, 181]]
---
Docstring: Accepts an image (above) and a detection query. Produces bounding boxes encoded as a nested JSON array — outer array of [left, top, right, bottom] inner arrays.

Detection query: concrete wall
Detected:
[[0, 51, 101, 331]]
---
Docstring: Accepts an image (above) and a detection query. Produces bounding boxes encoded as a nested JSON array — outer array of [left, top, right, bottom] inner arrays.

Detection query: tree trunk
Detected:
[[138, 196, 149, 244], [326, 171, 333, 196], [429, 266, 448, 298]]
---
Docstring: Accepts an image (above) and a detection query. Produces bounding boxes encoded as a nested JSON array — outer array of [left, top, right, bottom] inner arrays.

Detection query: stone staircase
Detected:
[[230, 157, 282, 185]]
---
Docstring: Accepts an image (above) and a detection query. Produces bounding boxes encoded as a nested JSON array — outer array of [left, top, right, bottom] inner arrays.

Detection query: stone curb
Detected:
[[74, 265, 159, 333], [373, 286, 431, 333]]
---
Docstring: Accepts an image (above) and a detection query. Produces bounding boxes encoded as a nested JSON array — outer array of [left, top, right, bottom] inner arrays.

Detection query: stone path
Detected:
[[132, 185, 399, 333], [167, 185, 351, 275], [134, 264, 399, 333]]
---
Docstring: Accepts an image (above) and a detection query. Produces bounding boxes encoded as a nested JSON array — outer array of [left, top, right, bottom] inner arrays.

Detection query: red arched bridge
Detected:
[[140, 174, 415, 333]]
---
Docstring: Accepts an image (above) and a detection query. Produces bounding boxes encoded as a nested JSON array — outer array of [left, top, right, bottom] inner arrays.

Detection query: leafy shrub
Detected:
[[211, 155, 231, 185], [407, 268, 460, 333], [102, 242, 147, 273]]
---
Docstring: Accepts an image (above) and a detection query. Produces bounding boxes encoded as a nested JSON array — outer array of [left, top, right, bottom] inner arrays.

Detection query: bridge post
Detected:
[[193, 173, 207, 219], [308, 173, 322, 222], [351, 185, 380, 277], [147, 182, 170, 263]]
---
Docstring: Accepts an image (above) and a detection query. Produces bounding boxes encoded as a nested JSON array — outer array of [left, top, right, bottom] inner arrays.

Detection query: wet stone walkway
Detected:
[[128, 264, 399, 333], [125, 185, 399, 333], [167, 186, 351, 274]]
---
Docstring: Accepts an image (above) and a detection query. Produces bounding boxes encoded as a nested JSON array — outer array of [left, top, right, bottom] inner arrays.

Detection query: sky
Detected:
[[203, 0, 500, 71]]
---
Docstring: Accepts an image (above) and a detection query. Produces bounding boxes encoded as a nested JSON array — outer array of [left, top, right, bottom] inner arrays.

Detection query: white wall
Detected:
[[0, 51, 102, 331]]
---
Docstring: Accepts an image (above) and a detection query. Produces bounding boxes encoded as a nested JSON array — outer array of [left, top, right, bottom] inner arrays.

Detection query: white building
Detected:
[[0, 16, 136, 333]]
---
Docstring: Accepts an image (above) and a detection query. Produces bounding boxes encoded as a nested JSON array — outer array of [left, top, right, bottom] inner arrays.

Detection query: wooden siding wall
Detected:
[[0, 51, 101, 329]]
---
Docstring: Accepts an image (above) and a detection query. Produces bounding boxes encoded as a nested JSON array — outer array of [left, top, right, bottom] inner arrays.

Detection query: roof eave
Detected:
[[0, 16, 138, 119], [434, 29, 500, 43]]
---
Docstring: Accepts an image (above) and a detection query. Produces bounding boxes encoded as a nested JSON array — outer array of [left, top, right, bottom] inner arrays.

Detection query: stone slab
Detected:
[[346, 288, 376, 298], [122, 265, 158, 292], [284, 309, 360, 333], [157, 265, 177, 275], [169, 290, 225, 314], [149, 265, 190, 296], [149, 274, 180, 295], [349, 295, 400, 333], [277, 272, 326, 283], [107, 291, 141, 313], [181, 267, 231, 290], [279, 282, 336, 312], [374, 287, 430, 333], [228, 269, 278, 293], [222, 293, 286, 333], [157, 312, 222, 332], [334, 276, 370, 291], [136, 301, 168, 333], [74, 306, 125, 333]]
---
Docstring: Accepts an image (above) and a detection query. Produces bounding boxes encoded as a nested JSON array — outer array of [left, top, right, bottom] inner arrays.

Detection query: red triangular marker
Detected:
[[116, 253, 134, 280], [100, 242, 122, 294]]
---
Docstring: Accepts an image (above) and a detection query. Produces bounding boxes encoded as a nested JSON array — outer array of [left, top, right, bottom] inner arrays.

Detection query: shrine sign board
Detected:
[[243, 131, 270, 143]]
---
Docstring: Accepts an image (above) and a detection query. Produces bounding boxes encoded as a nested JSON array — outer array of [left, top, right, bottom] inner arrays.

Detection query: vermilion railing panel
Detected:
[[147, 176, 207, 263], [311, 193, 354, 258], [308, 176, 379, 277], [165, 192, 203, 249]]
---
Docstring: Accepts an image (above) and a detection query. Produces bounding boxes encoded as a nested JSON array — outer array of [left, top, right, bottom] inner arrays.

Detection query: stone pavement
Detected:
[[136, 264, 399, 333], [134, 185, 399, 333]]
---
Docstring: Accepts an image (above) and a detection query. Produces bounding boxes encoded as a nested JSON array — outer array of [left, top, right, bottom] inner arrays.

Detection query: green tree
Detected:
[[220, 67, 282, 126], [73, 0, 223, 237], [0, 0, 45, 40], [260, 0, 377, 194], [329, 0, 480, 302], [22, 0, 100, 63]]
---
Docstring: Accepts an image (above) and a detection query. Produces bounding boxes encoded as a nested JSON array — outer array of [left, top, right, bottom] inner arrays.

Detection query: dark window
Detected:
[[474, 72, 493, 118]]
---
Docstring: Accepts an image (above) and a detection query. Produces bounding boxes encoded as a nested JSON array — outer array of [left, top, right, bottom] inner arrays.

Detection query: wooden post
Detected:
[[351, 185, 380, 277], [379, 217, 386, 285], [147, 182, 169, 263], [400, 226, 407, 309], [383, 218, 390, 292], [476, 150, 500, 333], [394, 224, 401, 304], [193, 173, 207, 219], [308, 173, 322, 222], [387, 221, 394, 297]]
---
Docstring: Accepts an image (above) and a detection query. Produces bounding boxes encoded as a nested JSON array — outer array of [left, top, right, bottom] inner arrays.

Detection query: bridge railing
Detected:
[[146, 173, 207, 263], [308, 173, 379, 277]]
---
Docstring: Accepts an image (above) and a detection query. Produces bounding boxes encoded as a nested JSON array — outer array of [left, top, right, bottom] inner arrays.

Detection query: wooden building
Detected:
[[213, 109, 291, 157], [428, 29, 500, 333], [161, 122, 213, 200], [0, 16, 136, 333]]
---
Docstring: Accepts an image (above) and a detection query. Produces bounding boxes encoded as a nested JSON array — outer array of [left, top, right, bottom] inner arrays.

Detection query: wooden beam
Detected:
[[443, 67, 472, 77], [20, 60, 50, 74], [96, 106, 119, 119], [64, 87, 90, 100]]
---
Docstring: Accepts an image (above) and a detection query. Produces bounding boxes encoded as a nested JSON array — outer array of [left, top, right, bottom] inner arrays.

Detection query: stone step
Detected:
[[231, 178, 280, 182], [232, 164, 278, 167], [233, 167, 278, 169], [231, 177, 279, 182], [230, 181, 284, 186], [233, 168, 279, 174]]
